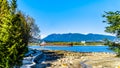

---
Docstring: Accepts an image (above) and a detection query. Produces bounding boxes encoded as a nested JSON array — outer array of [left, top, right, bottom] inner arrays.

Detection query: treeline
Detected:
[[45, 42, 104, 46]]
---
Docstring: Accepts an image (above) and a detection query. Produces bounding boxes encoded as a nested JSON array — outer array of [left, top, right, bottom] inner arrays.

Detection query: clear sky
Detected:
[[17, 0, 120, 38]]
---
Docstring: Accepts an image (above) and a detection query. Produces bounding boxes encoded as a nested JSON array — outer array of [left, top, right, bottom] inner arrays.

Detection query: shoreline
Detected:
[[37, 50, 120, 68], [40, 44, 105, 46]]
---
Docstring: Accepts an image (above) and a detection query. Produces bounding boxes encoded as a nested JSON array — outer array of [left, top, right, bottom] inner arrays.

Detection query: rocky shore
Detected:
[[37, 50, 120, 68]]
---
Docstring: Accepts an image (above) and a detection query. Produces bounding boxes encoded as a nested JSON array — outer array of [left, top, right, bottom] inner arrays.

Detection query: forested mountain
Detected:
[[43, 33, 116, 42]]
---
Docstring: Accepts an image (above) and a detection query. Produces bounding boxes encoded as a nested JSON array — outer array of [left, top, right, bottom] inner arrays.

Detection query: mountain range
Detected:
[[43, 33, 116, 42]]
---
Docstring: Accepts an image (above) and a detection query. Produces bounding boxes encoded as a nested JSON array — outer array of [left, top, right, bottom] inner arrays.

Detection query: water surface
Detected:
[[29, 45, 114, 53]]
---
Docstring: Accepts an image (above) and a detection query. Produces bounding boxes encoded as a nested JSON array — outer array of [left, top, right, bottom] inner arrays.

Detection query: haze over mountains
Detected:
[[43, 33, 116, 42]]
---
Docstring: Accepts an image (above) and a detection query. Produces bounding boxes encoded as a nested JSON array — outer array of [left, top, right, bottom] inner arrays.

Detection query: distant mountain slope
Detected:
[[43, 33, 116, 42]]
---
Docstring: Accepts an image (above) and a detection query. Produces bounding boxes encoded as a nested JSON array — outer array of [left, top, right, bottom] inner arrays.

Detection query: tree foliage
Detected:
[[103, 11, 120, 56], [0, 0, 39, 67], [103, 11, 120, 38]]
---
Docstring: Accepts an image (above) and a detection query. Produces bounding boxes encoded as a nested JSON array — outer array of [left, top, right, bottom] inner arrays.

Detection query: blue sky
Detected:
[[17, 0, 120, 38]]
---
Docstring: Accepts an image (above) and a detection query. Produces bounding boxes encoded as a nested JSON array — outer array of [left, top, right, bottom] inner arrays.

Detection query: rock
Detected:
[[61, 63, 68, 67]]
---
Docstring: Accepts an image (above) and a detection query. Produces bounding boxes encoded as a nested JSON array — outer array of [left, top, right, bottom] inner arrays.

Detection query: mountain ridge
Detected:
[[43, 33, 116, 42]]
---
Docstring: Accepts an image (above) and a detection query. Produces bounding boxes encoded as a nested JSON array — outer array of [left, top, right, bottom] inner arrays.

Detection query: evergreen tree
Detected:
[[0, 0, 12, 67], [0, 0, 37, 67]]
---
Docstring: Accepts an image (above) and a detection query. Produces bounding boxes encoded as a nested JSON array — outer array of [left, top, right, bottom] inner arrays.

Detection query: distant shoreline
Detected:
[[40, 44, 105, 46], [39, 42, 104, 46]]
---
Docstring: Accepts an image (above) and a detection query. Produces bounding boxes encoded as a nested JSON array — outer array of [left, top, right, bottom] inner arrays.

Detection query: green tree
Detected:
[[0, 0, 38, 67], [0, 0, 12, 67], [103, 11, 120, 56], [103, 11, 120, 37]]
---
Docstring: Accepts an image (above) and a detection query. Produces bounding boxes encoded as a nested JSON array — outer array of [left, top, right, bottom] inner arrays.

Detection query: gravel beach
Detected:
[[37, 50, 120, 68]]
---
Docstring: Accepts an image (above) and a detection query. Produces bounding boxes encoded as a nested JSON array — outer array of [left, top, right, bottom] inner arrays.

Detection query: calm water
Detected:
[[29, 45, 114, 53]]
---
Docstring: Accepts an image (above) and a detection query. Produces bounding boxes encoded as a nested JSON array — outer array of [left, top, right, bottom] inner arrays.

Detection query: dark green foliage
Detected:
[[103, 11, 120, 38], [103, 38, 110, 45], [107, 42, 120, 56], [103, 11, 120, 56]]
